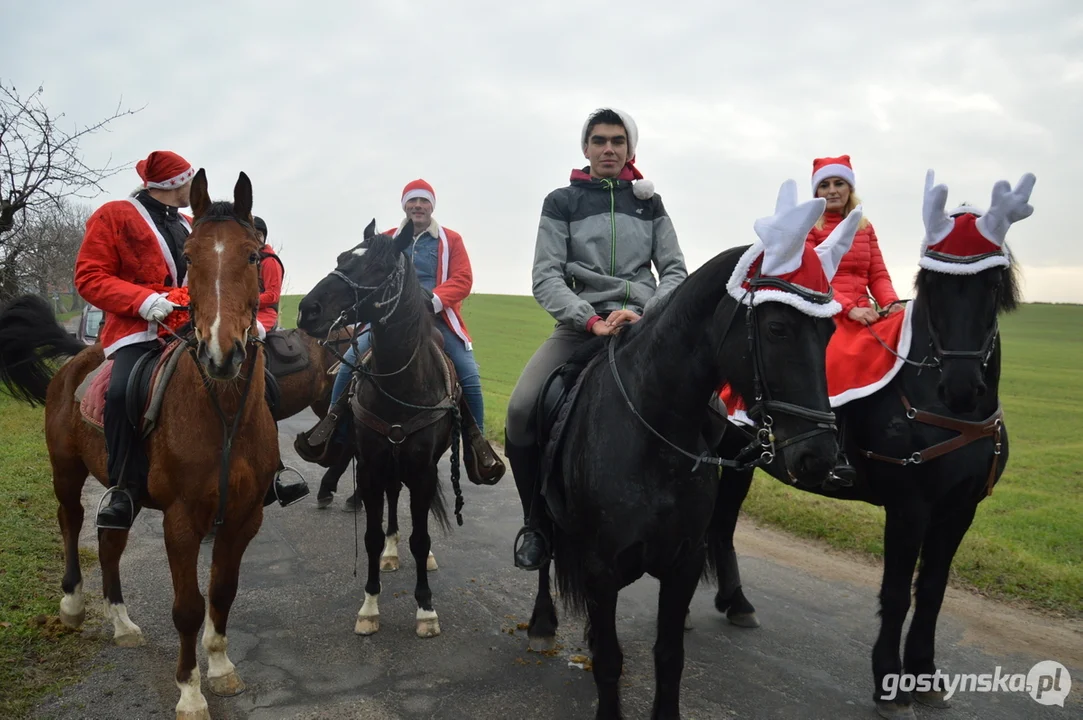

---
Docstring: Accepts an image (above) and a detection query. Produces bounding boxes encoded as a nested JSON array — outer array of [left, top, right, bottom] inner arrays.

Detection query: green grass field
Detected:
[[280, 294, 1083, 615], [0, 394, 102, 718]]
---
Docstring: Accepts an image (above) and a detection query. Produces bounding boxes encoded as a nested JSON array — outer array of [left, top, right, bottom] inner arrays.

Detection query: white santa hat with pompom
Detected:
[[581, 108, 656, 200]]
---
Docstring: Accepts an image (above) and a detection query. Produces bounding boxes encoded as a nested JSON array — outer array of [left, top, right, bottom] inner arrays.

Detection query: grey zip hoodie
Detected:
[[532, 170, 688, 331]]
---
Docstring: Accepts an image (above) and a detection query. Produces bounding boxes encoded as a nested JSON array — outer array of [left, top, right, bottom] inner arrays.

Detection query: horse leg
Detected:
[[872, 504, 929, 720], [410, 472, 440, 638], [316, 450, 351, 509], [54, 459, 88, 629], [586, 585, 623, 720], [203, 509, 263, 698], [354, 481, 385, 635], [380, 481, 401, 572], [527, 559, 558, 652], [163, 510, 210, 720], [903, 500, 978, 710], [710, 465, 759, 628], [652, 552, 705, 720], [98, 526, 144, 646]]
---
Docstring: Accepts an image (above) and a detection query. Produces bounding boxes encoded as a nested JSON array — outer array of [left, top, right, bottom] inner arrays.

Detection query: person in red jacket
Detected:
[[252, 216, 284, 336], [808, 155, 902, 488], [808, 155, 902, 325], [74, 150, 196, 529]]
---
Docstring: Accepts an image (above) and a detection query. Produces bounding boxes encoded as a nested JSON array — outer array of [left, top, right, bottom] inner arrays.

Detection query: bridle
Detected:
[[607, 271, 839, 474]]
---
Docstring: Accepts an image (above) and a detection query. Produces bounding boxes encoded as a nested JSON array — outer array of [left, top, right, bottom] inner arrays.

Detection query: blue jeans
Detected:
[[330, 323, 485, 436]]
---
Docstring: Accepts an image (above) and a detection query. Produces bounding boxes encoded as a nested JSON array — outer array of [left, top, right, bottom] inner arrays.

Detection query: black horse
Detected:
[[705, 171, 1035, 720], [526, 183, 863, 719], [296, 219, 462, 639]]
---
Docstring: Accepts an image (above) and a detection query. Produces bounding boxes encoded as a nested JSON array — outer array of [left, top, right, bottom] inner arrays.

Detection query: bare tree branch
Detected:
[[0, 80, 143, 235]]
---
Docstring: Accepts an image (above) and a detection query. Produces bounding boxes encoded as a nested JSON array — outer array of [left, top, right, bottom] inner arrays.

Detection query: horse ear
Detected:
[[816, 205, 862, 281], [395, 220, 414, 254], [190, 169, 210, 219], [233, 172, 253, 224], [363, 219, 377, 239]]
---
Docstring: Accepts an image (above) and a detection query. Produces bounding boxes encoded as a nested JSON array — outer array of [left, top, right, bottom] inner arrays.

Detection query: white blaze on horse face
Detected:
[[202, 609, 236, 681], [208, 241, 225, 367], [352, 246, 367, 257], [175, 664, 208, 717]]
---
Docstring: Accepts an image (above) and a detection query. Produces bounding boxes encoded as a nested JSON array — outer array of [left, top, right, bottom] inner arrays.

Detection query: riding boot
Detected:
[[459, 404, 505, 486], [97, 454, 145, 530], [263, 460, 311, 507], [294, 390, 353, 469], [505, 432, 550, 570], [824, 415, 857, 491]]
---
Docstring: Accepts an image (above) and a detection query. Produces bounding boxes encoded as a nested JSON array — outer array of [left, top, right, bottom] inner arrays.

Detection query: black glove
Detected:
[[423, 288, 438, 314]]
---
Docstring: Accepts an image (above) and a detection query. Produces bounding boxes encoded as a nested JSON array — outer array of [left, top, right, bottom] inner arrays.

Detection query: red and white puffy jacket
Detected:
[[806, 212, 898, 316]]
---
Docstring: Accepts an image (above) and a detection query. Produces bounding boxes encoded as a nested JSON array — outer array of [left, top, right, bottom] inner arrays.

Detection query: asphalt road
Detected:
[[32, 409, 1081, 720]]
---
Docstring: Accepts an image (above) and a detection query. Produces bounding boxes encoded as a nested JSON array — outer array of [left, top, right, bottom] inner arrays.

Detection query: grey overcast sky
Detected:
[[4, 0, 1080, 303]]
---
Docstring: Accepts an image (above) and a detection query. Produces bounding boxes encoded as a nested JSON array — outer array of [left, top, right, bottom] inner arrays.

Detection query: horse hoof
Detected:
[[528, 635, 557, 653], [208, 671, 246, 697], [727, 612, 761, 629], [59, 608, 85, 629], [114, 630, 145, 647], [316, 494, 333, 509], [914, 690, 951, 709], [355, 615, 380, 635], [426, 552, 438, 571], [176, 709, 211, 720], [380, 556, 399, 572], [875, 701, 916, 720], [416, 616, 441, 638]]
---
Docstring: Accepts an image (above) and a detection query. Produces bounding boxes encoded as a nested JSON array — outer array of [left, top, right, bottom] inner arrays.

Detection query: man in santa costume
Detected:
[[311, 178, 504, 510], [75, 152, 304, 529]]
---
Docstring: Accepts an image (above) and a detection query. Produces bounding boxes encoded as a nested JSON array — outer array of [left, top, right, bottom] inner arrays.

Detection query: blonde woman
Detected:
[[808, 155, 901, 325]]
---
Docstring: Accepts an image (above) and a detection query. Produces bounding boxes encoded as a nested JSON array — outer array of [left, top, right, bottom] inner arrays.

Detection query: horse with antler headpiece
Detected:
[[705, 171, 1036, 719]]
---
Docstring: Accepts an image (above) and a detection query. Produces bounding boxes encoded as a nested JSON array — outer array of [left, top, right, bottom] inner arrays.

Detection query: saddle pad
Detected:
[[265, 328, 311, 378], [77, 339, 185, 435]]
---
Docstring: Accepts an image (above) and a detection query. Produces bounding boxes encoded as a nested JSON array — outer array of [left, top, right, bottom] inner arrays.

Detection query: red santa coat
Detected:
[[387, 221, 474, 349], [74, 197, 191, 357], [806, 213, 898, 316], [256, 245, 284, 338]]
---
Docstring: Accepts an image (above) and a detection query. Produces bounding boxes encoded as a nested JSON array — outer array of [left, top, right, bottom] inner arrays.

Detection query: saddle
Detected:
[[264, 328, 311, 378], [533, 338, 731, 531], [75, 340, 185, 437]]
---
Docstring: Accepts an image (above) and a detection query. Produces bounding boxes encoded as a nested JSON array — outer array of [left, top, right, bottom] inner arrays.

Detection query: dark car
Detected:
[[76, 304, 104, 346]]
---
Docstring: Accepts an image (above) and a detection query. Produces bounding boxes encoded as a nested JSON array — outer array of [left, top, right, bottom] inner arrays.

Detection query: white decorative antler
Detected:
[[815, 205, 862, 281], [755, 179, 827, 276], [976, 173, 1036, 246], [922, 170, 954, 247]]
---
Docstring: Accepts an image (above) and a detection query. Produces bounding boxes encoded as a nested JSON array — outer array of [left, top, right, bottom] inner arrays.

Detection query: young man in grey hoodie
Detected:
[[506, 107, 688, 570]]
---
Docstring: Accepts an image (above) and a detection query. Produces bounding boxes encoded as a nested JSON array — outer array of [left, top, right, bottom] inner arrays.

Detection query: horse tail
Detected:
[[429, 476, 451, 534], [0, 294, 86, 407], [552, 530, 591, 617]]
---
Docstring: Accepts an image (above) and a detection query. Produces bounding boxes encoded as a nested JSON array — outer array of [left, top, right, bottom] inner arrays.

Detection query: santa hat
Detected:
[[727, 179, 863, 318], [919, 169, 1035, 275], [401, 179, 436, 209], [811, 155, 856, 194], [581, 107, 655, 200], [136, 150, 195, 190]]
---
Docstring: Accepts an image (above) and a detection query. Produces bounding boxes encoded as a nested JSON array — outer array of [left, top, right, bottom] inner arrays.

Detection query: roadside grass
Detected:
[[0, 394, 103, 718]]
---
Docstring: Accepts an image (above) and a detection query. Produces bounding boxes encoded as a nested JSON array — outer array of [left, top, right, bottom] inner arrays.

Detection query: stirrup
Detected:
[[95, 487, 135, 531], [272, 466, 310, 507], [513, 525, 551, 571]]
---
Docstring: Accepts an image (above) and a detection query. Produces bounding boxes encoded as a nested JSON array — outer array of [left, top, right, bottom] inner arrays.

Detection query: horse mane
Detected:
[[199, 200, 248, 225]]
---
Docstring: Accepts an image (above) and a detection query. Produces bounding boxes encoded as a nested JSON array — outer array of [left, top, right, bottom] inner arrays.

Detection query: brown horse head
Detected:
[[184, 169, 263, 380]]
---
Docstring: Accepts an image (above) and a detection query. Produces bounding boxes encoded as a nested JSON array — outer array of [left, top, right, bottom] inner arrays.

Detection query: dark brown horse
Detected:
[[0, 170, 277, 720], [296, 219, 461, 638], [269, 326, 350, 422]]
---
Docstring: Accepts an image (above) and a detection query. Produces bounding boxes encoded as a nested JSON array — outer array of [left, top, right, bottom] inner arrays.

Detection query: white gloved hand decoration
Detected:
[[977, 173, 1037, 246]]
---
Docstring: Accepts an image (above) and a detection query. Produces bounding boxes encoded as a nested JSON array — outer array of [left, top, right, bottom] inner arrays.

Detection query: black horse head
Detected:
[[916, 171, 1033, 413], [297, 219, 416, 337]]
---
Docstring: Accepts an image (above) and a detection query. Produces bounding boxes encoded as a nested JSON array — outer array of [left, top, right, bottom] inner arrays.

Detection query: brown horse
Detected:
[[268, 326, 350, 422], [0, 170, 277, 720]]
